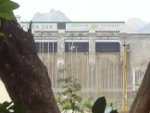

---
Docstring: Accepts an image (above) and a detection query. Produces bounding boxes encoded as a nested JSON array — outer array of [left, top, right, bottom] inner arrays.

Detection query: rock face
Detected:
[[32, 9, 70, 21]]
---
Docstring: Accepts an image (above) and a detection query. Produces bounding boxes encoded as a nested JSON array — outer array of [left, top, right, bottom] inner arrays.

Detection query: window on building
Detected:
[[96, 41, 120, 52], [57, 22, 66, 29], [35, 40, 57, 53], [65, 41, 89, 52]]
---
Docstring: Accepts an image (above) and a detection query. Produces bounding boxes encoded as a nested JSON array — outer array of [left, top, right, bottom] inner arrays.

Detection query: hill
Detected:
[[32, 9, 70, 21]]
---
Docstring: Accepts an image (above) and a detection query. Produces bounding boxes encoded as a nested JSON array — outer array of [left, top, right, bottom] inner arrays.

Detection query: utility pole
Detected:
[[122, 43, 127, 111]]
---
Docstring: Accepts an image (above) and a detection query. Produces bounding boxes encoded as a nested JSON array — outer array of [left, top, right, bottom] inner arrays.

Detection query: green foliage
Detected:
[[81, 98, 93, 113], [0, 101, 26, 113], [57, 75, 83, 113], [0, 0, 19, 37], [0, 0, 19, 20], [57, 76, 81, 92], [0, 32, 4, 37], [0, 101, 12, 113]]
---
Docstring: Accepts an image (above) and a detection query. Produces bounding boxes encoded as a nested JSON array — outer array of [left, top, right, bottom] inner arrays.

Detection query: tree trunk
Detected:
[[129, 62, 150, 113], [0, 20, 60, 113]]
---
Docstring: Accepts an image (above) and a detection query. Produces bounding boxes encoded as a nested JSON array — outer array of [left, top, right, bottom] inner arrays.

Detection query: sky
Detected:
[[12, 0, 150, 22]]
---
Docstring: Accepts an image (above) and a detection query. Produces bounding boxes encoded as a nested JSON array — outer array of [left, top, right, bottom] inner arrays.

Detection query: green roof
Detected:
[[21, 21, 125, 24]]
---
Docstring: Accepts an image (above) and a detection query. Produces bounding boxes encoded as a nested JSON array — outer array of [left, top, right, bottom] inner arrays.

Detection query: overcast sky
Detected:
[[13, 0, 150, 22]]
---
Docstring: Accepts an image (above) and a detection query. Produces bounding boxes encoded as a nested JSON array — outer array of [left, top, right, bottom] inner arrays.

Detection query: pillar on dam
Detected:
[[57, 32, 65, 82], [126, 43, 132, 98], [89, 34, 96, 92]]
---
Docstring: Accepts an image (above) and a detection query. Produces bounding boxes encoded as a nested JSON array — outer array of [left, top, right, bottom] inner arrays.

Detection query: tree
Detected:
[[0, 19, 60, 113], [56, 75, 83, 113], [129, 62, 150, 113], [0, 1, 60, 113]]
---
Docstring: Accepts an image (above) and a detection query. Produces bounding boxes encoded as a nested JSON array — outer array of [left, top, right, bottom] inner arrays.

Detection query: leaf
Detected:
[[0, 0, 19, 20], [0, 11, 15, 20], [0, 101, 12, 109], [0, 108, 10, 113], [9, 102, 26, 113], [0, 0, 19, 11]]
